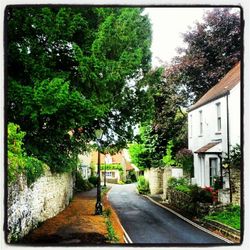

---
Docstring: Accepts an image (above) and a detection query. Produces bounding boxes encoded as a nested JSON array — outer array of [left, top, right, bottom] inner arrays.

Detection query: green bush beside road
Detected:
[[137, 176, 149, 194]]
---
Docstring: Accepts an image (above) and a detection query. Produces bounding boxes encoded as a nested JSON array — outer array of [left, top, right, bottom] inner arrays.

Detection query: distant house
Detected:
[[188, 62, 240, 188], [78, 153, 92, 179], [91, 151, 125, 183], [90, 149, 139, 183]]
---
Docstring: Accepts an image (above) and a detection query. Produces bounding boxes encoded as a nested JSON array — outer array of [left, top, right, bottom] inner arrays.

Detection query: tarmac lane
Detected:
[[107, 183, 229, 245]]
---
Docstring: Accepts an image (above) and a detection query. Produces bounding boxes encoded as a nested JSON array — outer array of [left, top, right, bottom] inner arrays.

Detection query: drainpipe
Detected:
[[226, 93, 232, 203], [218, 154, 223, 188]]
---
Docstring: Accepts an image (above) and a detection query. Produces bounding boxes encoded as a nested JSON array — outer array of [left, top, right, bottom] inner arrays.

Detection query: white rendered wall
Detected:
[[188, 95, 227, 154], [228, 83, 241, 148], [188, 82, 240, 187]]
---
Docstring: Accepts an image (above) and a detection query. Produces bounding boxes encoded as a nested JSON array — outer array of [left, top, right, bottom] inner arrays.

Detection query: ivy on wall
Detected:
[[100, 164, 123, 171], [8, 123, 47, 186]]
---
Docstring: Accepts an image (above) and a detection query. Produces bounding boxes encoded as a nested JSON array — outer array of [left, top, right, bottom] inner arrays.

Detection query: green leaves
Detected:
[[223, 144, 241, 169], [34, 78, 69, 115], [8, 123, 45, 185], [162, 140, 176, 167], [8, 123, 26, 155], [7, 7, 153, 173]]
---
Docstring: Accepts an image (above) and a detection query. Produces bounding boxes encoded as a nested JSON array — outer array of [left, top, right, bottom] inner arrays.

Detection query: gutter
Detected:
[[188, 92, 229, 112]]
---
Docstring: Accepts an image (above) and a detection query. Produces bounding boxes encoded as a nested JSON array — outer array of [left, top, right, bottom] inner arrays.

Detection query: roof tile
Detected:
[[189, 62, 240, 111]]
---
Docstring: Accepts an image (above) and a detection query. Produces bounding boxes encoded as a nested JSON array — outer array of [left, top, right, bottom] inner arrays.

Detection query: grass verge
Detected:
[[103, 208, 119, 243], [204, 205, 240, 230]]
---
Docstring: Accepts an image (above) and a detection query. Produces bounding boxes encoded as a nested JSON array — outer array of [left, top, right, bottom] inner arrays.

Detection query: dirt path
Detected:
[[20, 188, 125, 245]]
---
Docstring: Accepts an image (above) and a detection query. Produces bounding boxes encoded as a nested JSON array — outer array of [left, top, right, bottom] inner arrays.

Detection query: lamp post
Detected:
[[95, 129, 103, 215], [104, 162, 107, 187]]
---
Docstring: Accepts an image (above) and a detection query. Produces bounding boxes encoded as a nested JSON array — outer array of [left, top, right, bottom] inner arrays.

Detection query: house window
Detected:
[[190, 114, 192, 138], [209, 158, 219, 186], [199, 110, 203, 135], [216, 103, 221, 132], [105, 154, 112, 164], [105, 171, 114, 178]]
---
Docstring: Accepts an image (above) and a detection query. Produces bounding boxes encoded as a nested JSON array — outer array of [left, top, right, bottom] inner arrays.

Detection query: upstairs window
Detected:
[[199, 110, 203, 135], [105, 154, 112, 164], [189, 114, 192, 138], [216, 103, 221, 132]]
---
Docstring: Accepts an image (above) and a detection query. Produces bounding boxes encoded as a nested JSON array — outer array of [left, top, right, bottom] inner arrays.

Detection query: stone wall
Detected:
[[230, 168, 241, 205], [144, 168, 164, 195], [168, 189, 228, 217], [162, 168, 172, 200], [7, 170, 74, 243], [168, 188, 194, 214]]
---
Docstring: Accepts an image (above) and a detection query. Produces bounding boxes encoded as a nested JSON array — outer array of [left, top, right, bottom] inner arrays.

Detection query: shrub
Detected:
[[8, 123, 45, 185], [175, 185, 191, 194], [189, 185, 214, 203], [25, 156, 45, 186], [125, 179, 132, 184], [137, 176, 149, 194], [176, 148, 193, 177], [168, 178, 217, 204], [162, 140, 176, 166], [127, 170, 137, 182], [213, 176, 223, 190], [88, 175, 98, 187], [223, 144, 241, 169], [168, 177, 188, 188], [198, 188, 213, 203], [75, 171, 94, 192]]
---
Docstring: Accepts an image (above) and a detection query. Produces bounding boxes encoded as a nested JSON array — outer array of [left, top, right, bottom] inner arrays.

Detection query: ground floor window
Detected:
[[209, 158, 219, 186], [103, 171, 115, 178]]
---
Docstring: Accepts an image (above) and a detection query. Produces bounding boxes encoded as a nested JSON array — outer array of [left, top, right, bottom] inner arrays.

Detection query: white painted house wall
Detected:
[[78, 153, 92, 179], [228, 83, 241, 147], [188, 81, 240, 187]]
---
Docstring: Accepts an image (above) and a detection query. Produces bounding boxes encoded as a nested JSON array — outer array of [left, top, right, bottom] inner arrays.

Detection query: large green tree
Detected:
[[7, 7, 152, 172]]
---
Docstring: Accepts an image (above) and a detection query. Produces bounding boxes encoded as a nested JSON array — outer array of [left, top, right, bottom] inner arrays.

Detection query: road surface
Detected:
[[108, 183, 228, 245]]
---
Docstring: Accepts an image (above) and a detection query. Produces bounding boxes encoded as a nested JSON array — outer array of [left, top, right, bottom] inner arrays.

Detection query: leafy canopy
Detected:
[[7, 7, 153, 172]]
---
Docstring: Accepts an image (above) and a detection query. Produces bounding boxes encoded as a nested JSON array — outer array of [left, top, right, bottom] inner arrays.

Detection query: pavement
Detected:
[[19, 187, 124, 246]]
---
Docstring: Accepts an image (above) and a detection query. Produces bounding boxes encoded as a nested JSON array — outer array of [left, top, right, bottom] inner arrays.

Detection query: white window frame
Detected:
[[209, 158, 219, 186], [190, 114, 192, 138], [216, 102, 221, 132], [199, 110, 203, 136]]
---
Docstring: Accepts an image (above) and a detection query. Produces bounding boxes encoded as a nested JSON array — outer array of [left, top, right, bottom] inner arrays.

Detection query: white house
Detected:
[[78, 153, 92, 179], [188, 62, 240, 188]]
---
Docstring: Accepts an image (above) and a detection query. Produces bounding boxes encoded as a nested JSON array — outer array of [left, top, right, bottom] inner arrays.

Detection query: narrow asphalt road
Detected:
[[108, 183, 228, 245]]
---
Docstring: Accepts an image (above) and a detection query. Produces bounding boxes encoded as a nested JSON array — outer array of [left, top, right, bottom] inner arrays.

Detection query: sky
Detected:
[[144, 7, 210, 68]]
